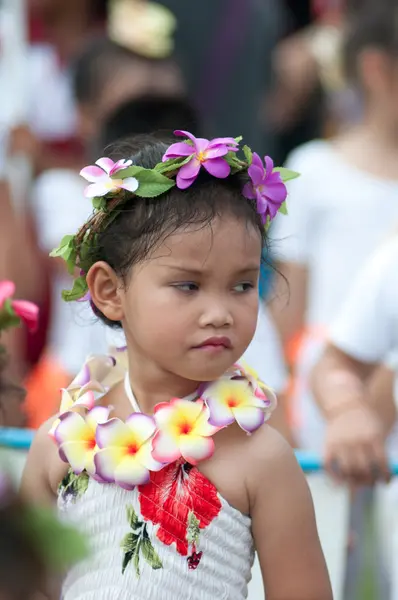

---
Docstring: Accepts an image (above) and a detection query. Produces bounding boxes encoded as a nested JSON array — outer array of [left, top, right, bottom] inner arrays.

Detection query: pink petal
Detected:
[[193, 137, 209, 154], [176, 158, 201, 189], [248, 163, 264, 187], [205, 396, 234, 428], [176, 174, 197, 190], [233, 406, 265, 433], [209, 137, 238, 147], [264, 155, 274, 175], [115, 456, 150, 489], [84, 182, 111, 199], [242, 182, 256, 200], [96, 418, 132, 449], [204, 146, 229, 159], [110, 159, 132, 175], [0, 280, 15, 306], [251, 152, 264, 171], [203, 158, 230, 179], [174, 130, 199, 145], [162, 142, 194, 161], [11, 300, 39, 333], [80, 165, 106, 182], [179, 435, 215, 465], [121, 177, 139, 193], [151, 431, 181, 463], [265, 181, 288, 205], [95, 157, 115, 174]]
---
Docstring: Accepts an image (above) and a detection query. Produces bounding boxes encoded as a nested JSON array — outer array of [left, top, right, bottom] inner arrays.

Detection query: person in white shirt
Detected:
[[311, 235, 398, 599], [312, 235, 398, 482], [269, 3, 398, 453]]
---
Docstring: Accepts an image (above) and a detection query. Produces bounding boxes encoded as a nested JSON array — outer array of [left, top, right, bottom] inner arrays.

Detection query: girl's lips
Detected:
[[194, 336, 232, 350]]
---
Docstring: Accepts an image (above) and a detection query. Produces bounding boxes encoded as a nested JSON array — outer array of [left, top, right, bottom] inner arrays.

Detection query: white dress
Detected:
[[57, 372, 257, 600], [58, 466, 254, 600]]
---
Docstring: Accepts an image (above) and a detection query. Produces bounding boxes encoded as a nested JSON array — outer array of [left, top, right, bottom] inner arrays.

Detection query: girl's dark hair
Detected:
[[88, 135, 267, 328], [343, 0, 398, 82]]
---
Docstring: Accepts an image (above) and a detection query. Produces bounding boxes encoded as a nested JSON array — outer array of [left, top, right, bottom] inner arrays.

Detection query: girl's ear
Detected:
[[87, 261, 124, 323]]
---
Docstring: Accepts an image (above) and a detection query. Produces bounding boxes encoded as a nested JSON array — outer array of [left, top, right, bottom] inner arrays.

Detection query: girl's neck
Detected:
[[126, 358, 200, 415]]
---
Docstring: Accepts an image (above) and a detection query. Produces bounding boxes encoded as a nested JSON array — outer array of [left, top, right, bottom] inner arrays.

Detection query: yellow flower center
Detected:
[[197, 151, 206, 163], [106, 179, 122, 190]]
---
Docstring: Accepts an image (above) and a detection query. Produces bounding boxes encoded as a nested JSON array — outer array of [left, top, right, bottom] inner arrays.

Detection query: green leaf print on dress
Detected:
[[121, 505, 163, 577], [59, 469, 89, 503]]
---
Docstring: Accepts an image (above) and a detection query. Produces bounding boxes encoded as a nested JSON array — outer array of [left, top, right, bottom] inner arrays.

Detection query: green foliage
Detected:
[[242, 145, 253, 165], [121, 505, 163, 577], [273, 167, 300, 183], [0, 299, 20, 331], [21, 504, 89, 571], [154, 155, 192, 175], [61, 276, 88, 302]]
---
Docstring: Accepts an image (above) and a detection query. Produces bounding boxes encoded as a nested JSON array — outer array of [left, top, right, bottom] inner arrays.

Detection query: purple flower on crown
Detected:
[[242, 153, 287, 224], [80, 157, 138, 199], [162, 130, 239, 189]]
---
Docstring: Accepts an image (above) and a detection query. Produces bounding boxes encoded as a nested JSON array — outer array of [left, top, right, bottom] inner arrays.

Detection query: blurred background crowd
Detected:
[[0, 0, 353, 429], [3, 0, 398, 599]]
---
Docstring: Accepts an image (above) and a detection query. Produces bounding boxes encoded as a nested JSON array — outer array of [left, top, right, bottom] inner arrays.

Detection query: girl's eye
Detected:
[[173, 283, 199, 293], [233, 282, 254, 293]]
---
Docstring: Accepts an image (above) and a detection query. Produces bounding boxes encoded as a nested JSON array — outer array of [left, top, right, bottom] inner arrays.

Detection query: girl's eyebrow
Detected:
[[160, 264, 260, 275]]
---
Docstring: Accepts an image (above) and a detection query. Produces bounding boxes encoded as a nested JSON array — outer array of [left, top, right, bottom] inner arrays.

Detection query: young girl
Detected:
[[22, 133, 331, 599]]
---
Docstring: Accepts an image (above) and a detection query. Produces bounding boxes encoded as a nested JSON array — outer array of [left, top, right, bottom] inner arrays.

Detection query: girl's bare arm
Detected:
[[249, 427, 332, 600]]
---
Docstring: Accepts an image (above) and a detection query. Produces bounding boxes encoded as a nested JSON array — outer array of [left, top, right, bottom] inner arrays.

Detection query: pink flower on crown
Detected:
[[242, 153, 287, 224], [0, 280, 39, 333], [162, 130, 239, 189], [80, 157, 139, 199]]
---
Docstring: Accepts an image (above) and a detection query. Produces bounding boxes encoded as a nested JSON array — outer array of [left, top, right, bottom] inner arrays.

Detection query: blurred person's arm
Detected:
[[311, 240, 398, 484]]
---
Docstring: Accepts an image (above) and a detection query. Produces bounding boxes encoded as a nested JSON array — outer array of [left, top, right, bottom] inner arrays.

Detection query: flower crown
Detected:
[[51, 131, 299, 302]]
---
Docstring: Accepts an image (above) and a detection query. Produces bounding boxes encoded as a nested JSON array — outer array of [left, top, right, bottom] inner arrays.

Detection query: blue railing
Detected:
[[1, 427, 398, 475]]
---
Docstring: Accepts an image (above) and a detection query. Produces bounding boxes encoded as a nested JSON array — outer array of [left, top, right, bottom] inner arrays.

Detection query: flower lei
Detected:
[[51, 355, 277, 491], [50, 130, 299, 302]]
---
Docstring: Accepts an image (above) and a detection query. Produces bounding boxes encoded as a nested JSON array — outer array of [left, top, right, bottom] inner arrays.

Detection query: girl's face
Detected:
[[111, 216, 261, 385]]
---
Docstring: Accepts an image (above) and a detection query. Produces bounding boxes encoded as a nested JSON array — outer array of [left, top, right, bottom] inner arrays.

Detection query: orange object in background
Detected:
[[24, 355, 71, 430]]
